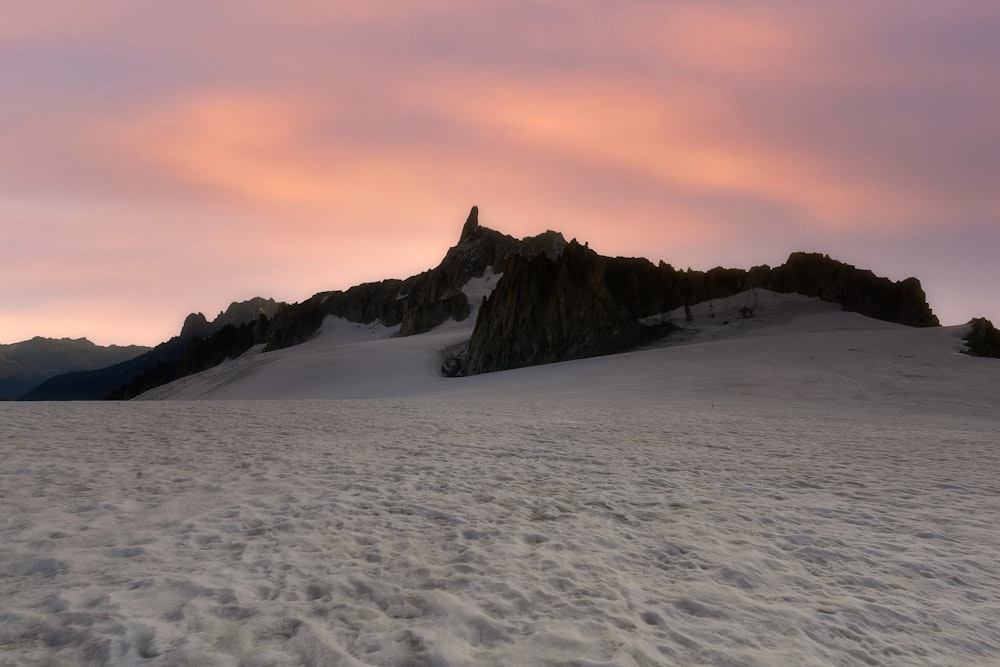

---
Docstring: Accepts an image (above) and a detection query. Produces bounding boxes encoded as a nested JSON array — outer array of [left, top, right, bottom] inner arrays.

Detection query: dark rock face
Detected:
[[180, 313, 213, 340], [213, 297, 281, 329], [264, 206, 566, 346], [962, 318, 1000, 358], [460, 204, 481, 242], [106, 314, 274, 400], [763, 252, 939, 327], [263, 280, 405, 351], [462, 241, 679, 375], [399, 293, 471, 338], [460, 248, 940, 376]]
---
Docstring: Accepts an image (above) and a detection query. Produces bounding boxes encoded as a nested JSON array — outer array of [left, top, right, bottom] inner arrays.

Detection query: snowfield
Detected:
[[2, 293, 999, 666]]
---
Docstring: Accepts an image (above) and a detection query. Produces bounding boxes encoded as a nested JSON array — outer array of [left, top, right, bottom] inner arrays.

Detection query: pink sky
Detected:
[[2, 1, 999, 346]]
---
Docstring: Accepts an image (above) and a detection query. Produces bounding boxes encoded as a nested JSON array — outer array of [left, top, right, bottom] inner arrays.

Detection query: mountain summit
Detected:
[[460, 204, 480, 242]]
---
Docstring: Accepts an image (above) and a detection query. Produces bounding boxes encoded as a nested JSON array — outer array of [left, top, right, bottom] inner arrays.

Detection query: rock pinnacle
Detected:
[[460, 205, 479, 242]]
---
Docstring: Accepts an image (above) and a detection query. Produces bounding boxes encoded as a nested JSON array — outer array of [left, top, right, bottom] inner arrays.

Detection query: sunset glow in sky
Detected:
[[3, 1, 999, 346]]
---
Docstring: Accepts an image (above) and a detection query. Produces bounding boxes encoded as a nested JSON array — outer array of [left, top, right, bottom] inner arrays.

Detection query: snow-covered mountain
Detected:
[[21, 205, 994, 402], [137, 289, 995, 408], [112, 206, 950, 400]]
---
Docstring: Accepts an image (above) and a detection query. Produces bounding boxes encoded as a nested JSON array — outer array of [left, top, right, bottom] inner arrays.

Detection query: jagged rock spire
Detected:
[[460, 205, 479, 242]]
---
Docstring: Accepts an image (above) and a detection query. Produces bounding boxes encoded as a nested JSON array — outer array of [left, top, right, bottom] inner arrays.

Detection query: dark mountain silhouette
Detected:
[[456, 241, 939, 376], [30, 206, 948, 399], [261, 206, 564, 350], [20, 298, 280, 400], [108, 207, 568, 399], [0, 337, 150, 400]]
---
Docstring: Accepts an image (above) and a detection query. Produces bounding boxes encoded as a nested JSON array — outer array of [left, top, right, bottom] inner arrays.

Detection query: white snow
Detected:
[[2, 291, 999, 666], [461, 266, 502, 319]]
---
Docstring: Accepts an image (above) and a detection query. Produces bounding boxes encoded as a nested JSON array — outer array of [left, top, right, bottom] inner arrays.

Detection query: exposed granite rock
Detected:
[[264, 280, 405, 351], [395, 208, 565, 336], [265, 206, 566, 344], [399, 293, 471, 338], [962, 317, 1000, 358], [107, 314, 273, 400], [180, 312, 213, 340], [763, 252, 939, 327], [460, 247, 940, 376], [462, 241, 679, 376], [213, 297, 282, 329], [460, 204, 481, 241], [520, 229, 568, 261]]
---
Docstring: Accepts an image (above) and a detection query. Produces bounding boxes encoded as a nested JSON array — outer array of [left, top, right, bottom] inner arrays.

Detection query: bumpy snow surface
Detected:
[[2, 293, 999, 666]]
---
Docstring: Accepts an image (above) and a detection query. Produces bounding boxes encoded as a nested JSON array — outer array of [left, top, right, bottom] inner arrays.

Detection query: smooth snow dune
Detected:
[[1, 396, 999, 666]]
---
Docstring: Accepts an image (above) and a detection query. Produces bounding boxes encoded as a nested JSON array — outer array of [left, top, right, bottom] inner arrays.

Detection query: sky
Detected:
[[2, 1, 998, 346]]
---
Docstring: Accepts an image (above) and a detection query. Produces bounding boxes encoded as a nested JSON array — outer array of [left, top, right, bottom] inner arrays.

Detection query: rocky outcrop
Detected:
[[107, 207, 563, 397], [180, 312, 213, 340], [461, 242, 679, 375], [264, 206, 566, 345], [107, 314, 274, 400], [763, 253, 939, 327], [962, 318, 1000, 358], [458, 247, 940, 376], [263, 280, 406, 351], [398, 294, 471, 338], [213, 297, 281, 329]]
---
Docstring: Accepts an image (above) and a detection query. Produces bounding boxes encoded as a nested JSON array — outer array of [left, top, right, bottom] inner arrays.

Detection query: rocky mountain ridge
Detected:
[[107, 207, 567, 399], [20, 298, 281, 400], [454, 237, 940, 376], [963, 318, 1000, 358], [23, 206, 960, 400]]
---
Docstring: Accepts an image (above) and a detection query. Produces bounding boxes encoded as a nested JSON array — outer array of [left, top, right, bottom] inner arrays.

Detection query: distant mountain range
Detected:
[[17, 298, 281, 400], [13, 206, 998, 400], [0, 338, 150, 400]]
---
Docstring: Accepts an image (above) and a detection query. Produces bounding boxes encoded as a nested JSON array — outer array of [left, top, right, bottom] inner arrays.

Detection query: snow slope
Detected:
[[138, 291, 996, 416], [2, 291, 999, 666], [137, 268, 512, 401]]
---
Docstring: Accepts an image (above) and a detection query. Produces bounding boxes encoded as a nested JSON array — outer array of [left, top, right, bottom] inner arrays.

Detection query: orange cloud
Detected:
[[109, 93, 339, 207], [405, 76, 923, 229]]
